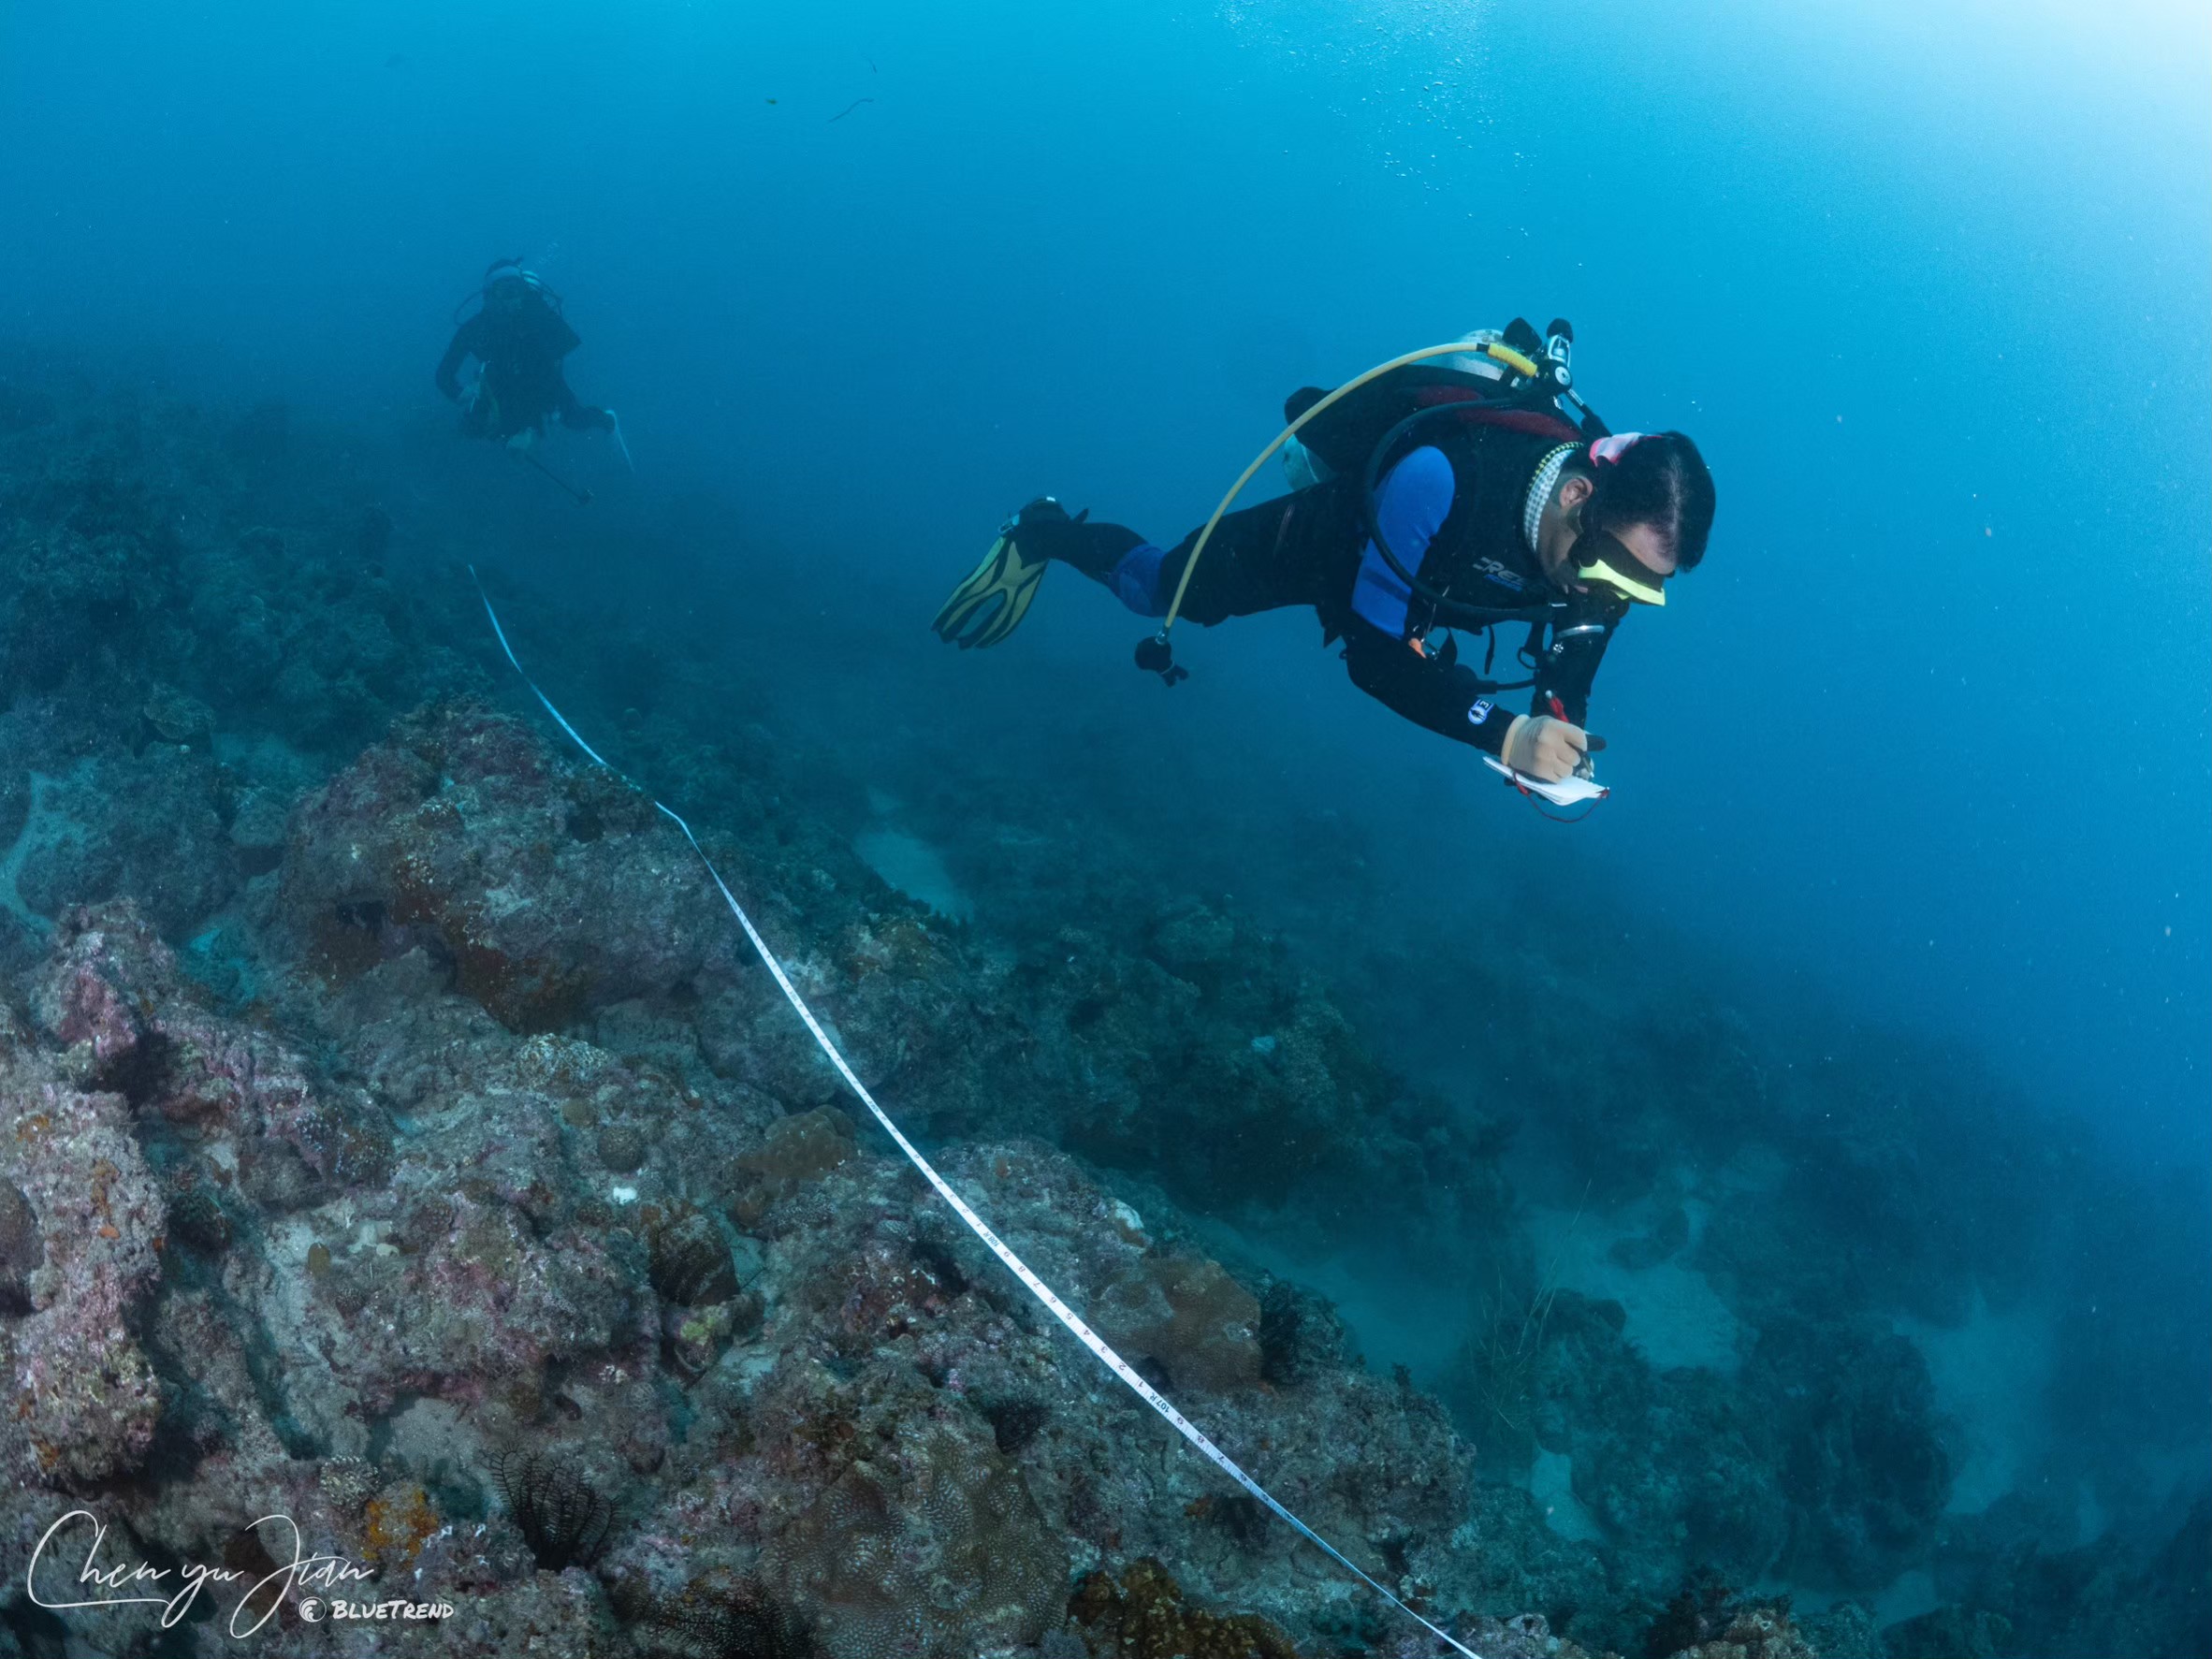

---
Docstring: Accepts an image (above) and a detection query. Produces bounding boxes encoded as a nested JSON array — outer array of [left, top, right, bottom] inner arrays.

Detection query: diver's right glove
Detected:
[[1501, 714, 1588, 783]]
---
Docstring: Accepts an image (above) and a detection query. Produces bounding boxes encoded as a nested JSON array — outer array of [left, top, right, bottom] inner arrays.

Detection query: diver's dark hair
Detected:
[[1569, 431, 1716, 571]]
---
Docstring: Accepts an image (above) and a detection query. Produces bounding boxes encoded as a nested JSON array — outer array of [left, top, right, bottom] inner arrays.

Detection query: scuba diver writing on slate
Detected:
[[932, 318, 1715, 790]]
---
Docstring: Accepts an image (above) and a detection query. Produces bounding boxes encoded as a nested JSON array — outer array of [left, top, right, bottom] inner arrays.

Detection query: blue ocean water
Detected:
[[7, 1, 2201, 1140], [1, 0, 2206, 1652]]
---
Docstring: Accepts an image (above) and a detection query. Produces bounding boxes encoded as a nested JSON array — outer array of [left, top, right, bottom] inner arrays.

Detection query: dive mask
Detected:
[[1572, 528, 1668, 607], [480, 262, 561, 313]]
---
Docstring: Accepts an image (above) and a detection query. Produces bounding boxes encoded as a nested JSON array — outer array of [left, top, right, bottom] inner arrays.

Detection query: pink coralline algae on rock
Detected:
[[281, 700, 749, 1032], [0, 1041, 166, 1486]]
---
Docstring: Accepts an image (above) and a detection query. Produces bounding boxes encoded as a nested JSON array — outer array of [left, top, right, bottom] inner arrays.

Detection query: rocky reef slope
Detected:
[[0, 369, 2201, 1657]]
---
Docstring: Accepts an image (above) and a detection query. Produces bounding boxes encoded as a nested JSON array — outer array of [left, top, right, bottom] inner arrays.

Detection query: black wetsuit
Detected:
[[1033, 370, 1624, 756], [433, 295, 614, 441]]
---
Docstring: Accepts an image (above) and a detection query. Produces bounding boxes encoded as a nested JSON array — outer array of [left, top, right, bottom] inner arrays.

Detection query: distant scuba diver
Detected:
[[933, 318, 1714, 789], [435, 259, 631, 473]]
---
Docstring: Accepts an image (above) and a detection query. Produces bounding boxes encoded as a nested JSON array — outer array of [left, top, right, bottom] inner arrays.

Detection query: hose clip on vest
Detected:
[[1134, 630, 1187, 686]]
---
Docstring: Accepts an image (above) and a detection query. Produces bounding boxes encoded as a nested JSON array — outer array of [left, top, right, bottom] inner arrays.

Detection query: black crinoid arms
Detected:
[[491, 1448, 618, 1570], [640, 1572, 816, 1659], [648, 1208, 740, 1307]]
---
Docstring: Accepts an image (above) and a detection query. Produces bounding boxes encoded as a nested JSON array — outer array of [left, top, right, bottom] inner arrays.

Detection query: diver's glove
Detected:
[[1501, 714, 1588, 783]]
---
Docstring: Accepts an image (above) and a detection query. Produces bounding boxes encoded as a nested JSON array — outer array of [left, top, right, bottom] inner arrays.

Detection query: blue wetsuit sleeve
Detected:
[[1348, 445, 1456, 638]]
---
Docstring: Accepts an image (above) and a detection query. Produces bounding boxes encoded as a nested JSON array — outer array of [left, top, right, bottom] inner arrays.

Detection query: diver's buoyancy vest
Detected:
[[1399, 422, 1573, 618], [1307, 422, 1564, 643]]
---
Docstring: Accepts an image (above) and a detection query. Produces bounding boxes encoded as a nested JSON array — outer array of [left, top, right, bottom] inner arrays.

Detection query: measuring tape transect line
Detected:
[[470, 571, 1483, 1659]]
